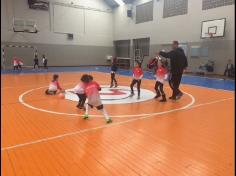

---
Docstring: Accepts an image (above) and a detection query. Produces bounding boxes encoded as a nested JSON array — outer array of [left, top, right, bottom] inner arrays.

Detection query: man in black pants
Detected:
[[158, 41, 188, 100]]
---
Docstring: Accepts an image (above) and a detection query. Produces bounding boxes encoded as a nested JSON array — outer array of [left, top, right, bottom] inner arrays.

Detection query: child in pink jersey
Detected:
[[81, 74, 112, 124], [45, 74, 64, 95]]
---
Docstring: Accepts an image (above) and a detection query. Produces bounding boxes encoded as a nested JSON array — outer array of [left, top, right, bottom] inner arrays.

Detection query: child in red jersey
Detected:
[[130, 62, 143, 99], [45, 74, 64, 95], [81, 74, 112, 124], [154, 57, 168, 102]]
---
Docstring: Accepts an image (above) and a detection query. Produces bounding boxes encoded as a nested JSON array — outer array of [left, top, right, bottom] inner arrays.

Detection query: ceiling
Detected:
[[104, 0, 135, 8]]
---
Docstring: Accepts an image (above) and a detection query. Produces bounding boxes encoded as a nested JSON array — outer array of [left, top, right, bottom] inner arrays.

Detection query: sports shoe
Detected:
[[106, 118, 112, 124], [115, 84, 118, 88], [176, 92, 183, 99], [154, 94, 161, 99], [83, 114, 89, 119], [159, 96, 167, 102], [129, 93, 135, 97]]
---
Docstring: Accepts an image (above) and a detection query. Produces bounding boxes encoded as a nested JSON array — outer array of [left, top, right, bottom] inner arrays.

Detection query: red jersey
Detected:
[[156, 66, 168, 83], [133, 67, 143, 80]]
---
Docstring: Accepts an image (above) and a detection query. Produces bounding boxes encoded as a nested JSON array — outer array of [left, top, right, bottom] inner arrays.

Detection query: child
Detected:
[[68, 82, 86, 109], [42, 54, 48, 69], [13, 57, 18, 70], [45, 74, 64, 95], [81, 74, 112, 124], [130, 62, 143, 99], [110, 57, 118, 88], [33, 54, 39, 69], [17, 58, 23, 70], [154, 58, 168, 102]]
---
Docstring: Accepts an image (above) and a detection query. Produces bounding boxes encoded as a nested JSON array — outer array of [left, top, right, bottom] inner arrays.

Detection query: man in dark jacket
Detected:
[[224, 59, 234, 78], [158, 41, 188, 100]]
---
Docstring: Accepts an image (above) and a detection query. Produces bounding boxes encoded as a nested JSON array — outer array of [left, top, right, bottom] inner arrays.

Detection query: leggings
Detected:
[[130, 79, 141, 96], [76, 93, 86, 107], [110, 72, 117, 86], [154, 81, 165, 96]]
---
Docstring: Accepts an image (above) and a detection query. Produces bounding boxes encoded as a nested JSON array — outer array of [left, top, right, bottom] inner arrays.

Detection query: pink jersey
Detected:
[[48, 81, 62, 91], [85, 81, 102, 106], [13, 58, 18, 66], [133, 67, 143, 80]]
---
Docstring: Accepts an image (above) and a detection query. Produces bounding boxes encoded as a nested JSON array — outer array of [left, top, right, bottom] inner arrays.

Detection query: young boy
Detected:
[[154, 58, 168, 102], [33, 54, 39, 69], [130, 62, 143, 99], [45, 74, 64, 95], [81, 74, 112, 124], [110, 57, 118, 88]]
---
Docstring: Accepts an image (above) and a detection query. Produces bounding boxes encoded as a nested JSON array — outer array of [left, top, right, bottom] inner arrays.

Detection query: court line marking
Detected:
[[18, 86, 195, 118], [1, 97, 233, 151]]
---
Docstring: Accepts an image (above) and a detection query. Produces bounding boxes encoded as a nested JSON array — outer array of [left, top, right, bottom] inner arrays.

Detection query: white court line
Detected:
[[18, 86, 195, 118], [1, 97, 233, 151]]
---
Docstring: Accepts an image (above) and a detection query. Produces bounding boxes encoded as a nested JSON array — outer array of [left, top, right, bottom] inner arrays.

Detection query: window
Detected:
[[133, 38, 150, 56], [114, 40, 131, 57], [136, 1, 153, 24], [202, 0, 234, 10], [163, 0, 188, 18]]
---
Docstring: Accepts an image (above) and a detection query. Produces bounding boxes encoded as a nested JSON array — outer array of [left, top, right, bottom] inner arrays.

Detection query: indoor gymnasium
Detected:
[[1, 0, 235, 175]]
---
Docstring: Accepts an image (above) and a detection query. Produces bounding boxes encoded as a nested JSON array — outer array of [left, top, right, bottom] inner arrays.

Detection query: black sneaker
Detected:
[[129, 93, 135, 97], [176, 92, 183, 99], [154, 94, 161, 99], [106, 118, 112, 124]]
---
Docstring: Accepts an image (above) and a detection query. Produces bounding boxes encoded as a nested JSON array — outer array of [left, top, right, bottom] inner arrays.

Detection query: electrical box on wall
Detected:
[[67, 33, 73, 40], [127, 10, 132, 17]]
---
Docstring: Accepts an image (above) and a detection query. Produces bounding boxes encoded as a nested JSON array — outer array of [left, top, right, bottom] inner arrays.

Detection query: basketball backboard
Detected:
[[201, 18, 226, 39]]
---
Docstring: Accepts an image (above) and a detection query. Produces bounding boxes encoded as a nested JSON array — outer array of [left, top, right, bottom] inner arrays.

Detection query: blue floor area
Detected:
[[1, 66, 235, 91]]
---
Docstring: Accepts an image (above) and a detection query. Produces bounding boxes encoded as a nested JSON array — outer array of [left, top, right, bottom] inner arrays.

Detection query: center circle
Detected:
[[18, 86, 195, 118], [65, 85, 156, 104]]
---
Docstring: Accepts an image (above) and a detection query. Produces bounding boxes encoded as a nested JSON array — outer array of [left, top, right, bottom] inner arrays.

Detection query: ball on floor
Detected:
[[58, 93, 65, 99]]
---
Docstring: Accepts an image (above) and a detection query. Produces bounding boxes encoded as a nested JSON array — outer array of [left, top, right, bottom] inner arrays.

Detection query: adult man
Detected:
[[158, 41, 188, 100], [224, 59, 234, 78]]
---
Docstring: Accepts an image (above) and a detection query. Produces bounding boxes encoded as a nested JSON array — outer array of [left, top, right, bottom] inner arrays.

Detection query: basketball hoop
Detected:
[[206, 33, 214, 38]]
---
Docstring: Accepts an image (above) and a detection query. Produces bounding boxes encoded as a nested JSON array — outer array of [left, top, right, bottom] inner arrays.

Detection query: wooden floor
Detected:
[[1, 72, 234, 176]]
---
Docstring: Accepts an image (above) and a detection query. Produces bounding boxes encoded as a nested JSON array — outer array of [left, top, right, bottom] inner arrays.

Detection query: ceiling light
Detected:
[[114, 0, 125, 6]]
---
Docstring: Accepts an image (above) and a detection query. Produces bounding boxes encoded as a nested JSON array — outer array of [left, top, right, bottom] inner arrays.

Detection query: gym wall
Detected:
[[113, 0, 235, 75], [1, 0, 114, 67]]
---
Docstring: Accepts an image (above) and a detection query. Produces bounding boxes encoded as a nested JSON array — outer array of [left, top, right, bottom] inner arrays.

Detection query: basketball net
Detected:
[[207, 33, 214, 38]]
